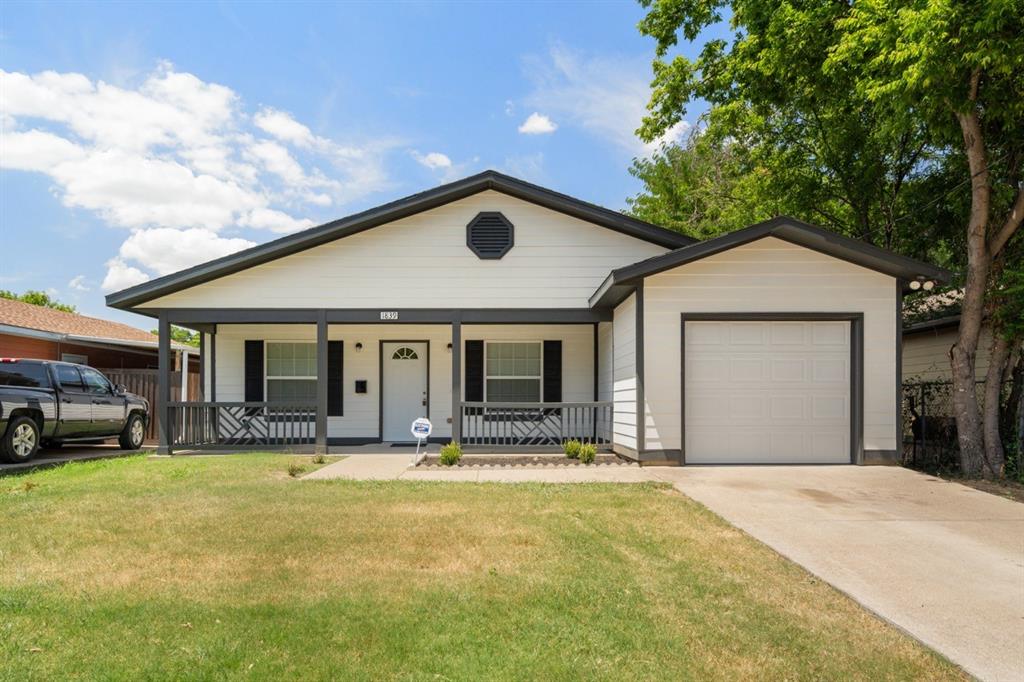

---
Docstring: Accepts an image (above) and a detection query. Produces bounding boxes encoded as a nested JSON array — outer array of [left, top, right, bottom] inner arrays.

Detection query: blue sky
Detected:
[[1, 1, 721, 328]]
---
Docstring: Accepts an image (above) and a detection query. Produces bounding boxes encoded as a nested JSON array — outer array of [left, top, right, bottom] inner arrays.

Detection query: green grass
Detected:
[[0, 455, 961, 680]]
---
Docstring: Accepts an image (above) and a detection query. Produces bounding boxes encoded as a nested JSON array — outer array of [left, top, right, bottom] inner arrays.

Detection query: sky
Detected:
[[0, 1, 722, 329]]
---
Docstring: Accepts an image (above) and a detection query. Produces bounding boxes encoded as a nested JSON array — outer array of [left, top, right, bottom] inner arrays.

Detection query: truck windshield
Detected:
[[0, 363, 51, 388]]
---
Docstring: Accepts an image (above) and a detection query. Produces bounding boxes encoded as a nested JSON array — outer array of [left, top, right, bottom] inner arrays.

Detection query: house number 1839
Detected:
[[380, 311, 399, 320]]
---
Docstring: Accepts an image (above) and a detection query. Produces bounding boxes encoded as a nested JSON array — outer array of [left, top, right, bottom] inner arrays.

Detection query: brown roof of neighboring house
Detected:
[[0, 298, 191, 352]]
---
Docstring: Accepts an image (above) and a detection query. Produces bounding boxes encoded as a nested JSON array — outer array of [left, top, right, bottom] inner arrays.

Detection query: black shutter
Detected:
[[543, 340, 562, 402], [327, 341, 343, 416], [465, 340, 484, 402], [244, 340, 264, 402]]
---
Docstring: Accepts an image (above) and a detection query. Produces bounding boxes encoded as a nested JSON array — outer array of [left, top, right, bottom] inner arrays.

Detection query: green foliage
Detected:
[[287, 461, 306, 477], [0, 289, 76, 313], [149, 324, 200, 348], [632, 0, 1024, 269], [312, 453, 326, 465], [563, 438, 582, 459], [628, 130, 770, 239], [438, 441, 462, 466], [578, 443, 597, 464]]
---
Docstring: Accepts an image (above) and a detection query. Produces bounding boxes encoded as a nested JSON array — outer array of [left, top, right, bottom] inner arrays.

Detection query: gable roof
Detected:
[[0, 297, 191, 351], [589, 216, 954, 308], [106, 170, 696, 310]]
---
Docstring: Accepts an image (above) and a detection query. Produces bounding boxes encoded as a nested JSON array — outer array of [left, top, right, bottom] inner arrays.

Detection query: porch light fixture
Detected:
[[355, 342, 363, 352], [446, 343, 452, 353]]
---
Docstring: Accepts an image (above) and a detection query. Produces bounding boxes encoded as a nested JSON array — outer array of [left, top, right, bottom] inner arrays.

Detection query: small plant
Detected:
[[563, 439, 582, 459], [287, 461, 306, 477], [312, 453, 326, 465], [438, 441, 463, 466], [578, 443, 597, 464]]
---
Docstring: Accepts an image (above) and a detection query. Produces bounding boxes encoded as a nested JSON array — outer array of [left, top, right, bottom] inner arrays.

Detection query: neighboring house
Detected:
[[0, 297, 197, 372], [106, 171, 949, 465], [902, 315, 993, 382]]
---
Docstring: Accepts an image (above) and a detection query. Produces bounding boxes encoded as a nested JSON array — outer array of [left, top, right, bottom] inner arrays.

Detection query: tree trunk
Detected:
[[951, 106, 992, 477], [981, 334, 1012, 477]]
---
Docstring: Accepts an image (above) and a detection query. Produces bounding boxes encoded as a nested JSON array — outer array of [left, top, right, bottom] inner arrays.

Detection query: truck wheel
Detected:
[[119, 414, 146, 450], [1, 416, 41, 463]]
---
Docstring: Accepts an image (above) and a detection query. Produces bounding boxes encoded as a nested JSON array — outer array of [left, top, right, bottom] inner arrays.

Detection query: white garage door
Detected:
[[684, 320, 850, 464]]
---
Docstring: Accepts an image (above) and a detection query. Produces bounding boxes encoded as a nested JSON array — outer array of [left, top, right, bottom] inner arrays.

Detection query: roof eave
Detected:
[[591, 217, 952, 307], [107, 171, 695, 311]]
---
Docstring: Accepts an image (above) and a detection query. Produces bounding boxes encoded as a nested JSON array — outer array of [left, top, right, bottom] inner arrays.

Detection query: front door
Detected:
[[382, 342, 428, 442]]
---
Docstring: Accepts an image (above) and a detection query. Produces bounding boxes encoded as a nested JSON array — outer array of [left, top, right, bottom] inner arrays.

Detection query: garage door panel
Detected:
[[685, 320, 851, 464]]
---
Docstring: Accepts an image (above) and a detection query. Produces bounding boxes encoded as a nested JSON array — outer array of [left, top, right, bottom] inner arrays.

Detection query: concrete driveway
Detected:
[[0, 444, 142, 475], [654, 466, 1024, 682]]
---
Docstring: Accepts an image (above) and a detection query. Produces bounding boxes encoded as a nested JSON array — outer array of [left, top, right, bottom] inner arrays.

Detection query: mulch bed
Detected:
[[418, 454, 632, 468]]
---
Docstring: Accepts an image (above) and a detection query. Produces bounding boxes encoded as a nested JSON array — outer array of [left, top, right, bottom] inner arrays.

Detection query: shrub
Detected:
[[287, 461, 306, 477], [563, 439, 582, 459], [312, 453, 326, 465], [579, 443, 597, 464], [439, 441, 463, 466]]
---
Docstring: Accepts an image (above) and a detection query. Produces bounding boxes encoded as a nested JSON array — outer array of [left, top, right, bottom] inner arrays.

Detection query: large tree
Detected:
[[636, 0, 1024, 477]]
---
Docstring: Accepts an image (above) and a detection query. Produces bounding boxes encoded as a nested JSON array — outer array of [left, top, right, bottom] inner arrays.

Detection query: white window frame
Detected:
[[264, 341, 317, 403], [61, 352, 89, 365], [483, 340, 544, 403]]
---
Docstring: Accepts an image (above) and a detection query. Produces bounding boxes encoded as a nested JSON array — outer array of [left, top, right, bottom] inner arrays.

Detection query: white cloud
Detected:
[[503, 152, 545, 182], [101, 258, 150, 292], [117, 228, 256, 276], [68, 275, 90, 292], [522, 44, 690, 155], [517, 112, 557, 135], [0, 129, 86, 172], [253, 107, 314, 147], [239, 208, 315, 234], [0, 64, 399, 292], [411, 151, 452, 170]]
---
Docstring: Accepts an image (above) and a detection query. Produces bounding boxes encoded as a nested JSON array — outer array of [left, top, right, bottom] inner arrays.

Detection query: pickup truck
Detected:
[[0, 358, 149, 463]]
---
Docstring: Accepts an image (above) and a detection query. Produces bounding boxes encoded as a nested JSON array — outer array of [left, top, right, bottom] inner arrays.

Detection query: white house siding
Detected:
[[612, 293, 638, 453], [140, 190, 668, 310], [211, 323, 596, 441], [643, 237, 898, 454], [903, 325, 992, 382]]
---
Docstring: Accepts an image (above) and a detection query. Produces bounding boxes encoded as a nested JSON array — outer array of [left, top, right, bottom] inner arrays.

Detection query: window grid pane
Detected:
[[267, 342, 317, 377], [485, 342, 541, 378], [486, 378, 541, 402]]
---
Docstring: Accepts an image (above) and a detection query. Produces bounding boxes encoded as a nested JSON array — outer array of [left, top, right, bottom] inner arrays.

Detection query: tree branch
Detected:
[[988, 185, 1024, 257]]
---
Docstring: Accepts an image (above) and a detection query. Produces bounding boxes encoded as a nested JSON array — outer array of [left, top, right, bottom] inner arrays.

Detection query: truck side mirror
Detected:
[[114, 384, 127, 395]]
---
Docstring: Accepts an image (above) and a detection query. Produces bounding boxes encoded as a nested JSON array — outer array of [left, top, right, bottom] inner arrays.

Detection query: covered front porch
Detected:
[[153, 309, 616, 455]]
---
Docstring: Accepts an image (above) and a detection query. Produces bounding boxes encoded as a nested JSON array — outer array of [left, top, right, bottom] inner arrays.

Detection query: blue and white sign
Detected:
[[411, 417, 432, 457]]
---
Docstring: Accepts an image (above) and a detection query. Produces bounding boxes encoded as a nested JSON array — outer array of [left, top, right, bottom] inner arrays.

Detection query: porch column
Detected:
[[157, 311, 171, 455], [210, 325, 217, 401], [316, 311, 328, 454], [198, 333, 205, 401], [451, 313, 462, 444]]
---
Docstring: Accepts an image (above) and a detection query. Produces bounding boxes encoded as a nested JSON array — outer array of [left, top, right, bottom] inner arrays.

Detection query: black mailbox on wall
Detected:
[[355, 380, 367, 394]]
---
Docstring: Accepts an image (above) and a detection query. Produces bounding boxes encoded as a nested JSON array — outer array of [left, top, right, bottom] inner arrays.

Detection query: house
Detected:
[[0, 297, 202, 443], [106, 171, 950, 464], [0, 297, 198, 373], [903, 315, 992, 383]]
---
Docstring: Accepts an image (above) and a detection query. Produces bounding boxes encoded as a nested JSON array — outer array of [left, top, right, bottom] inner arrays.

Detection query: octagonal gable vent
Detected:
[[466, 212, 514, 259]]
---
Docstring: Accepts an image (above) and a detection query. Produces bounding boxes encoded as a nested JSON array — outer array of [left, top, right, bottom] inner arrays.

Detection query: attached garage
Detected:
[[593, 216, 950, 466], [682, 317, 859, 464]]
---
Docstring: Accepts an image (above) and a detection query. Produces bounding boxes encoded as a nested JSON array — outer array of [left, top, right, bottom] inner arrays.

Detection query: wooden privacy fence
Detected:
[[98, 368, 201, 443]]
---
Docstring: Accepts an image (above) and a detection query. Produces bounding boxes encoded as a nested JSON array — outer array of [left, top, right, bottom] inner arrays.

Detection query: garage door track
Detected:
[[655, 465, 1024, 681]]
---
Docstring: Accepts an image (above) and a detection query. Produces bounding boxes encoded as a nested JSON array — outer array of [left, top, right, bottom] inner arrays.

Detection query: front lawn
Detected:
[[0, 455, 960, 680]]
